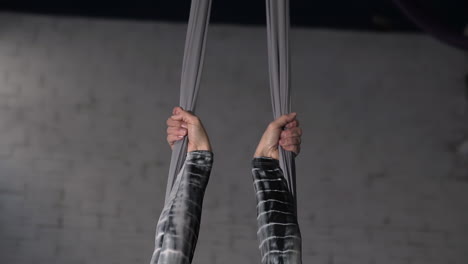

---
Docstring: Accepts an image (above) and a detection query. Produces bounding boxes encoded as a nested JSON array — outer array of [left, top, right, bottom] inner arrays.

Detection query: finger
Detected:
[[171, 111, 199, 125], [280, 127, 302, 138], [167, 120, 187, 129], [279, 136, 301, 146], [166, 118, 186, 128], [269, 112, 297, 129], [172, 106, 184, 115], [167, 134, 184, 146], [283, 145, 300, 155], [286, 119, 299, 129], [280, 127, 300, 139], [282, 144, 295, 152], [167, 127, 187, 137]]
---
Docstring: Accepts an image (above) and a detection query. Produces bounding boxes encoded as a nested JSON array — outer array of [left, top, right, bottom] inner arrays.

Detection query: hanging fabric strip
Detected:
[[165, 0, 212, 204], [265, 0, 297, 213]]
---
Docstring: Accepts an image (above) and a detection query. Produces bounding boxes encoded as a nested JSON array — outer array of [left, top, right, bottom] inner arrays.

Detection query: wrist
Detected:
[[253, 150, 278, 160], [254, 147, 265, 158], [198, 145, 212, 152], [189, 144, 212, 152], [254, 150, 266, 158]]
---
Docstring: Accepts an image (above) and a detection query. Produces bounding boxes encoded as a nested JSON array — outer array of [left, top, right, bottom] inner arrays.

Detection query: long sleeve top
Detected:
[[149, 152, 302, 264], [252, 157, 302, 264], [150, 150, 213, 264]]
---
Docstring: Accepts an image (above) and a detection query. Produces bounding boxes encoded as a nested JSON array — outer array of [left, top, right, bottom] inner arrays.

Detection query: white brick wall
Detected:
[[0, 12, 467, 264]]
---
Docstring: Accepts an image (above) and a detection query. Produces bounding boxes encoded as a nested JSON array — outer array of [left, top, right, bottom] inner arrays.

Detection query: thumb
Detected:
[[270, 112, 297, 129], [172, 106, 184, 115]]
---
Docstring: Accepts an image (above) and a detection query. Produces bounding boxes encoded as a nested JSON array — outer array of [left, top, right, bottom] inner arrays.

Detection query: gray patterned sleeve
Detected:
[[252, 157, 302, 264], [150, 150, 213, 264]]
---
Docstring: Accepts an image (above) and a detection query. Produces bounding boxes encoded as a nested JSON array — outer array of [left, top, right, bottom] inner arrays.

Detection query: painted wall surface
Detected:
[[0, 13, 467, 264]]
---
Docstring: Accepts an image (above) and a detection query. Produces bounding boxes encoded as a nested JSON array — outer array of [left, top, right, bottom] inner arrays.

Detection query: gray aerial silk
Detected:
[[266, 0, 297, 213], [165, 0, 296, 213], [165, 0, 212, 205]]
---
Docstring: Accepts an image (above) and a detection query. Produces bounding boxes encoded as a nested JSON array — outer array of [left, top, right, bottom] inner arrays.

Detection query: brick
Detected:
[[408, 230, 448, 247], [32, 158, 72, 173], [371, 228, 408, 246]]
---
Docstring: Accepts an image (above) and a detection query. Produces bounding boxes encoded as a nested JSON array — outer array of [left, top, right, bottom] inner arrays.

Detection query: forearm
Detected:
[[252, 157, 302, 264], [150, 150, 213, 264]]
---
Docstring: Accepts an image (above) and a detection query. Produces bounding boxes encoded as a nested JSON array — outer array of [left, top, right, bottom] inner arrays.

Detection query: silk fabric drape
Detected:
[[266, 0, 298, 214], [165, 0, 212, 204]]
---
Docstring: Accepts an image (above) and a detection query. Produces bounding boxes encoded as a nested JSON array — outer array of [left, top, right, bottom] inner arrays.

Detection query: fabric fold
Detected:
[[265, 0, 297, 214], [165, 0, 212, 205]]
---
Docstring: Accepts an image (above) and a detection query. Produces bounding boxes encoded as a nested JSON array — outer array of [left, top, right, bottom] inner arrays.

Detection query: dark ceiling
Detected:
[[0, 0, 466, 33]]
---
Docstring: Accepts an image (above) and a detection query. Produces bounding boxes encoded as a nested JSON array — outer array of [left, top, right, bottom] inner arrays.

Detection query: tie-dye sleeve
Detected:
[[150, 150, 213, 264], [252, 157, 302, 264]]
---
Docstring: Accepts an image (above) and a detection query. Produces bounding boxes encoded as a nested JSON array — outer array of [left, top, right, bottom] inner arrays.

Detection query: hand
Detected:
[[166, 106, 212, 152], [254, 112, 302, 160]]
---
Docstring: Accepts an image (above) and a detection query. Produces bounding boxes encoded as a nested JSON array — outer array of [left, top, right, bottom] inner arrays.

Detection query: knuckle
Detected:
[[191, 116, 200, 124]]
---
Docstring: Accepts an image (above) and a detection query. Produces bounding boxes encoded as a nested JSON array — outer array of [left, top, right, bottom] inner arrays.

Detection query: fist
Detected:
[[254, 112, 302, 160], [166, 106, 212, 152]]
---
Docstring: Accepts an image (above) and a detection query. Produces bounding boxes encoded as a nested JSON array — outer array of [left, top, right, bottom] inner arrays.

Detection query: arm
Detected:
[[252, 157, 302, 264], [150, 150, 213, 264], [252, 113, 303, 264], [150, 106, 213, 264]]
